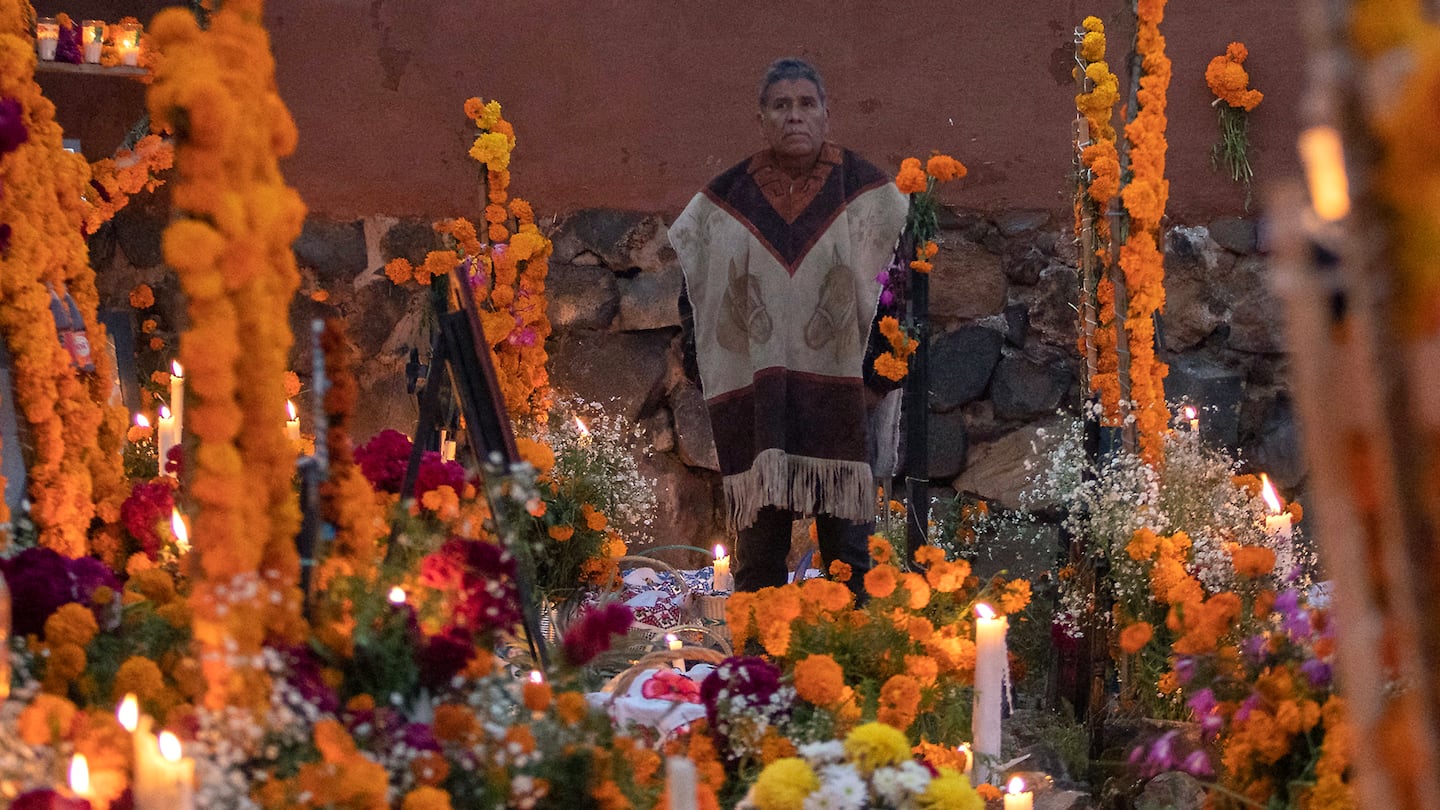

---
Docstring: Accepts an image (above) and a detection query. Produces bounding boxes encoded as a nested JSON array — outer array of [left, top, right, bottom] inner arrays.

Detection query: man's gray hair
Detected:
[[758, 57, 827, 107]]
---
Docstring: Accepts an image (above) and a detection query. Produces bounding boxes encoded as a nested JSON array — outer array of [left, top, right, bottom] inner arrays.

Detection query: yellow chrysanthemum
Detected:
[[843, 722, 911, 774], [751, 757, 818, 810]]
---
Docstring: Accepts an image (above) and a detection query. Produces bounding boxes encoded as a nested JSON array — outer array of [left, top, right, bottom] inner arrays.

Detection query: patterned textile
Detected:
[[669, 144, 907, 529]]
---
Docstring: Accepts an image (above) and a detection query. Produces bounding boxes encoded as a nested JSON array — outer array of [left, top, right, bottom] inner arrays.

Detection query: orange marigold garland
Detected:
[[1074, 15, 1122, 416], [147, 0, 306, 709], [0, 1, 127, 551], [386, 97, 552, 421], [1206, 42, 1263, 200], [1117, 0, 1172, 463]]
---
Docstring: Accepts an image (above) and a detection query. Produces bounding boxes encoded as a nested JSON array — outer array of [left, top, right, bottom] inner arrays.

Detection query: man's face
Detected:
[[758, 78, 828, 163]]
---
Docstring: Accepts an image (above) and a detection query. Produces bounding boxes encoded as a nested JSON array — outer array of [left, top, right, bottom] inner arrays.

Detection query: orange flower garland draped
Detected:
[[1074, 15, 1122, 417], [1117, 0, 1172, 463], [146, 0, 306, 709], [0, 0, 127, 552], [385, 97, 553, 422]]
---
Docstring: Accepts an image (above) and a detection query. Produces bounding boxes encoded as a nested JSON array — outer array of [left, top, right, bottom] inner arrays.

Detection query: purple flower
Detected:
[[1181, 750, 1214, 778], [1, 547, 83, 636], [56, 24, 82, 63], [699, 656, 787, 730], [875, 270, 890, 286], [355, 429, 413, 494], [1274, 589, 1300, 616], [0, 98, 27, 155], [68, 556, 120, 605], [418, 627, 475, 689], [879, 290, 895, 307], [561, 603, 634, 666], [1130, 730, 1181, 777], [1235, 693, 1260, 723], [1186, 688, 1217, 716], [0, 223, 11, 255], [1301, 659, 1333, 688], [1241, 633, 1268, 664], [401, 722, 442, 752], [1173, 657, 1196, 685], [275, 645, 340, 714]]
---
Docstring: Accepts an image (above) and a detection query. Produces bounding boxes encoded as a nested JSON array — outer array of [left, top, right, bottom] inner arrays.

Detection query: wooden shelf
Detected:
[[35, 60, 145, 78]]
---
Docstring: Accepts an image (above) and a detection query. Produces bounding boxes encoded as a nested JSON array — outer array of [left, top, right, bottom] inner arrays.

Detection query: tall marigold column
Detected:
[[1116, 0, 1172, 463], [146, 1, 306, 709], [0, 0, 127, 554]]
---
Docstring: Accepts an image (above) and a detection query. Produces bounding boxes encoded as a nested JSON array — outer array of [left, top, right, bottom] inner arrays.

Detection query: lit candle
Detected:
[[69, 753, 95, 805], [117, 21, 141, 66], [956, 742, 973, 783], [81, 20, 104, 64], [152, 732, 195, 810], [666, 756, 698, 810], [1003, 776, 1033, 810], [169, 361, 184, 441], [156, 406, 175, 477], [522, 669, 552, 713], [712, 544, 733, 592], [36, 17, 59, 60], [972, 604, 1008, 784], [387, 586, 406, 605], [1183, 405, 1199, 433], [1260, 473, 1292, 543], [666, 633, 684, 671], [285, 400, 301, 442], [170, 510, 189, 554], [1299, 126, 1350, 222], [574, 415, 592, 446]]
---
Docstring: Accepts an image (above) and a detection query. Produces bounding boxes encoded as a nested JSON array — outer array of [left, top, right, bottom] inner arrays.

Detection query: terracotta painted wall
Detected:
[[42, 0, 1304, 222]]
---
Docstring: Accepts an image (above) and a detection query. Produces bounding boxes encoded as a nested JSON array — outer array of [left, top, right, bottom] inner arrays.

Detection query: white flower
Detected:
[[798, 740, 845, 765]]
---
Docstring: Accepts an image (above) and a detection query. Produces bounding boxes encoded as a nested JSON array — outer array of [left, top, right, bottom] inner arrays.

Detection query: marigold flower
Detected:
[[44, 603, 99, 648], [556, 691, 589, 725], [895, 157, 927, 194], [581, 503, 608, 531], [877, 674, 921, 731], [794, 654, 846, 706], [873, 353, 909, 381], [844, 722, 911, 774], [401, 785, 453, 810], [925, 154, 967, 182], [129, 283, 155, 309], [864, 564, 899, 599], [1119, 621, 1154, 654], [828, 559, 852, 583], [1230, 545, 1277, 578], [384, 257, 414, 285], [432, 702, 478, 743], [752, 757, 818, 810], [547, 524, 575, 542]]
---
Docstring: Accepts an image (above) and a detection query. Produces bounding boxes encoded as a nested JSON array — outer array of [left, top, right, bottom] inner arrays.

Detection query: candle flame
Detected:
[[388, 586, 406, 605], [574, 416, 590, 437], [172, 360, 184, 377], [975, 603, 996, 620], [1299, 126, 1351, 222], [529, 670, 545, 684], [160, 405, 172, 419], [666, 633, 681, 649], [118, 693, 138, 732], [1260, 473, 1282, 514], [159, 730, 183, 762], [135, 413, 150, 428], [1007, 776, 1026, 795], [171, 510, 189, 548], [287, 400, 298, 420], [714, 544, 726, 559], [1183, 405, 1196, 420], [69, 753, 90, 795]]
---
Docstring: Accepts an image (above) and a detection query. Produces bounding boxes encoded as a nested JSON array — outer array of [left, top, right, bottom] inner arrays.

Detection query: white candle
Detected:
[[666, 633, 684, 671], [666, 756, 698, 810], [1260, 473, 1293, 542], [156, 406, 176, 477], [81, 20, 104, 64], [170, 510, 189, 554], [36, 18, 58, 60], [117, 22, 141, 66], [169, 362, 184, 441], [285, 400, 301, 442], [1183, 405, 1199, 433], [1299, 126, 1350, 222], [972, 603, 1008, 784], [712, 544, 733, 592], [69, 753, 92, 799], [1004, 777, 1033, 810], [956, 742, 973, 783]]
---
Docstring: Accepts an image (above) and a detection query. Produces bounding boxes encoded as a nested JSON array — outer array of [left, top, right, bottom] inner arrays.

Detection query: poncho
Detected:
[[669, 144, 908, 529]]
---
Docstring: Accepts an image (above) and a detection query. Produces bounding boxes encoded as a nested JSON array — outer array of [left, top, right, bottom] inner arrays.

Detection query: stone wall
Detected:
[[89, 197, 1301, 550]]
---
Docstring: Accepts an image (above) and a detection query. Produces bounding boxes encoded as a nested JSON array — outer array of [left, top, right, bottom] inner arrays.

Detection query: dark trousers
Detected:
[[734, 506, 873, 594]]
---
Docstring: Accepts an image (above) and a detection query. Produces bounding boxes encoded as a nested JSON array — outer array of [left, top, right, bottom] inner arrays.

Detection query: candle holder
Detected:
[[35, 17, 58, 61], [117, 21, 142, 67], [81, 20, 104, 64]]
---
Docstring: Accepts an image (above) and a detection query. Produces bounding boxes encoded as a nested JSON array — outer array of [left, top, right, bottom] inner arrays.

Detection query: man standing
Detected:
[[669, 58, 908, 592]]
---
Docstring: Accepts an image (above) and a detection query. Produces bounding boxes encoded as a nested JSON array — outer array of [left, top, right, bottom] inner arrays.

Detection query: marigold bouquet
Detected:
[[1205, 42, 1264, 201], [744, 722, 983, 810], [725, 538, 1031, 748]]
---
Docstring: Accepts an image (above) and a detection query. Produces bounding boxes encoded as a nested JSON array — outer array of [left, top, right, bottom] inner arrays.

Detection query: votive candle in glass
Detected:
[[36, 17, 59, 60]]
